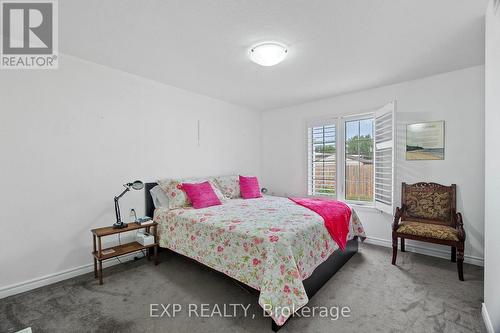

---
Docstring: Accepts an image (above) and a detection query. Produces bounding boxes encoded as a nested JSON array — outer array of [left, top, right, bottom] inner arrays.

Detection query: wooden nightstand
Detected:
[[91, 222, 159, 285]]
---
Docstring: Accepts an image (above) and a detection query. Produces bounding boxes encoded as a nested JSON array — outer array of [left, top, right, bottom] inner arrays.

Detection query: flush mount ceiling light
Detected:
[[249, 42, 288, 66]]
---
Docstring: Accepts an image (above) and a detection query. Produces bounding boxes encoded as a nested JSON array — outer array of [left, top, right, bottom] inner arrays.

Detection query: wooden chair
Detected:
[[392, 182, 466, 280]]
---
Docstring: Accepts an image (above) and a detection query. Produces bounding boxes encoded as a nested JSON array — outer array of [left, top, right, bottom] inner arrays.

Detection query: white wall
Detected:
[[0, 55, 261, 293], [484, 1, 500, 331], [261, 66, 485, 264]]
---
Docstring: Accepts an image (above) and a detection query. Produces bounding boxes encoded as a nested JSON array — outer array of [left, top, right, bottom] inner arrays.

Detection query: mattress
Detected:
[[153, 195, 366, 326]]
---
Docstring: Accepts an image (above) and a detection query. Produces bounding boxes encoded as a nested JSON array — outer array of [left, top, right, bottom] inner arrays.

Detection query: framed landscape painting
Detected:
[[406, 121, 445, 160]]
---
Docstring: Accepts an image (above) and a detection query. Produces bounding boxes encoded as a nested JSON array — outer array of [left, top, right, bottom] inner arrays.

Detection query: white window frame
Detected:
[[307, 113, 375, 205], [339, 113, 375, 206], [306, 102, 395, 212]]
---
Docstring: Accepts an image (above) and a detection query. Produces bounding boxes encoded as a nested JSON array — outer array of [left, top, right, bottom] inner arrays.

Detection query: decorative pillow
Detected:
[[214, 175, 240, 199], [158, 177, 225, 210], [181, 181, 222, 209], [150, 185, 169, 208], [239, 175, 262, 199]]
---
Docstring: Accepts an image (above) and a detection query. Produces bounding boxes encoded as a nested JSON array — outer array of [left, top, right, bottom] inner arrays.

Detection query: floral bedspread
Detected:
[[154, 196, 366, 326]]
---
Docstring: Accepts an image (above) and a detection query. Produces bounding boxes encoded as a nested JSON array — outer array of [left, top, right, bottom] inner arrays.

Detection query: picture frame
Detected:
[[406, 121, 445, 160]]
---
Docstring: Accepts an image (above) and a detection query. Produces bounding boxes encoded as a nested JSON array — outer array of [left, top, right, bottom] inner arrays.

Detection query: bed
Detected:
[[145, 183, 366, 330]]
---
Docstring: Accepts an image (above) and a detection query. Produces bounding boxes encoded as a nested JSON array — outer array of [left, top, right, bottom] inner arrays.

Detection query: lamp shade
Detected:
[[130, 180, 144, 190]]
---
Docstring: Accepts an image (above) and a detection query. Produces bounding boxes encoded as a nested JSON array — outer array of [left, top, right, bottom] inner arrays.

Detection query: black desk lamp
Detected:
[[114, 180, 144, 229]]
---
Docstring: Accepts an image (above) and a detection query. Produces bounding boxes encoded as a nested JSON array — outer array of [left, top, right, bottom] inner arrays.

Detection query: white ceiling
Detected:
[[60, 0, 487, 110]]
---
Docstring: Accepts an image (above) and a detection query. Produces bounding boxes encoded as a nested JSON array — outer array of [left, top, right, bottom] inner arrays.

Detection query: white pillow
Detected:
[[214, 175, 240, 199], [150, 185, 169, 208]]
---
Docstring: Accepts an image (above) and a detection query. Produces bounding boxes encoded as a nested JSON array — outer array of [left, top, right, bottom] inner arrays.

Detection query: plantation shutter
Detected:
[[307, 122, 337, 197], [374, 101, 396, 214]]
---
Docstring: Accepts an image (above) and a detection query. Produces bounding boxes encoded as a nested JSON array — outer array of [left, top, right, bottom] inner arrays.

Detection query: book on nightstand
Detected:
[[136, 216, 153, 226]]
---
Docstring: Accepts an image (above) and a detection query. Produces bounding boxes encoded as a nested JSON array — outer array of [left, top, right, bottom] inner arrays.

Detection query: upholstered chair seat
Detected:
[[397, 221, 459, 241]]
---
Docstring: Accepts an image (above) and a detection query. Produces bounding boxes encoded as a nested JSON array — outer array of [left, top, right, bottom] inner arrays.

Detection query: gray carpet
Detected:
[[0, 243, 485, 333]]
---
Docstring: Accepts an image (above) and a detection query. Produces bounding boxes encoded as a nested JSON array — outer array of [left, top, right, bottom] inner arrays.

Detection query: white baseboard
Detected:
[[482, 303, 495, 333], [363, 236, 484, 266], [0, 252, 138, 299]]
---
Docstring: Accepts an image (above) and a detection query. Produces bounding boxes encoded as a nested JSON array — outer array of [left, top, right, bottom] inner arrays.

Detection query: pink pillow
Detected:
[[181, 181, 222, 209], [239, 175, 262, 199]]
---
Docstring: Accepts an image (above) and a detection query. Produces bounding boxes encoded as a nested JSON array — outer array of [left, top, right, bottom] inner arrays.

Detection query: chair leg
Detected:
[[392, 233, 398, 265], [401, 238, 405, 252], [451, 246, 456, 263], [457, 244, 464, 281]]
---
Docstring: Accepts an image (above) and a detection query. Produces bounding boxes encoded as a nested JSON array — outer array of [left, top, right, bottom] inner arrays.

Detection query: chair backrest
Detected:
[[401, 182, 456, 226]]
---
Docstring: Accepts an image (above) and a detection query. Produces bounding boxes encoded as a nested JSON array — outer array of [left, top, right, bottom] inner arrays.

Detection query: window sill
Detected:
[[346, 202, 379, 212]]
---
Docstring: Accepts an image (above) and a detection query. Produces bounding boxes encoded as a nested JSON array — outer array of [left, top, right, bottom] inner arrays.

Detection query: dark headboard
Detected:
[[145, 182, 158, 218]]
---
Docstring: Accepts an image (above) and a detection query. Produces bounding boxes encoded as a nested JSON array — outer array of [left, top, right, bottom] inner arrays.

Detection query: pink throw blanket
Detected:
[[289, 197, 352, 250]]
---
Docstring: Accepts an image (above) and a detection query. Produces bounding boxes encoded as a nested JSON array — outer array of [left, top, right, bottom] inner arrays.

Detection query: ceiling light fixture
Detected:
[[249, 42, 288, 66]]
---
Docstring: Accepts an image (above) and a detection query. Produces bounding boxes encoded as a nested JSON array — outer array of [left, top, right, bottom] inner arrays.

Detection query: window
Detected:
[[344, 118, 374, 202], [308, 124, 337, 197], [306, 102, 395, 212]]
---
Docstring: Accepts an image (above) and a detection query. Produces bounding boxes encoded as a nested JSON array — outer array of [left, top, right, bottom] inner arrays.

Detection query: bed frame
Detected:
[[144, 182, 358, 331]]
